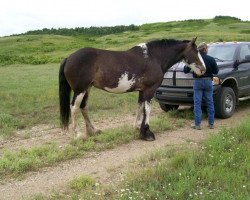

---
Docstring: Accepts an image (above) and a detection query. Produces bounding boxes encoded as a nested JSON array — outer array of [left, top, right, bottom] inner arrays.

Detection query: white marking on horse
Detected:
[[104, 72, 136, 93], [137, 43, 148, 58], [134, 103, 144, 129], [184, 52, 206, 76], [198, 52, 206, 70], [71, 92, 85, 135], [134, 101, 151, 129], [144, 101, 151, 125]]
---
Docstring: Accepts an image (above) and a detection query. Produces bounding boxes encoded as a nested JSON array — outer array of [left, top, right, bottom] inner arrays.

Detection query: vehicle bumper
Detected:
[[155, 85, 222, 105]]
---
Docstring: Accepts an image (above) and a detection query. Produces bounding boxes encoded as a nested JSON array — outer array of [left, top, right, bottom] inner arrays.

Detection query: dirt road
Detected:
[[0, 104, 250, 200]]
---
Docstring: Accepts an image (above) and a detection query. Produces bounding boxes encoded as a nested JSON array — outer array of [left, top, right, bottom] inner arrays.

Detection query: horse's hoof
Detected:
[[140, 130, 155, 141]]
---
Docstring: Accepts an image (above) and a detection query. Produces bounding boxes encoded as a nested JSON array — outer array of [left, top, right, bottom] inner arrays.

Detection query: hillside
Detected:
[[1, 16, 250, 66]]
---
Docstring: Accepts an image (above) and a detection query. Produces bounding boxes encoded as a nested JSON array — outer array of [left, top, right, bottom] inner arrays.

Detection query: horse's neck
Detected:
[[150, 45, 185, 73], [163, 53, 182, 72]]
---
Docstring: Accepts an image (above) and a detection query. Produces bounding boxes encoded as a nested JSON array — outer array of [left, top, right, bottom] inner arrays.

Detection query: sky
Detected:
[[0, 0, 249, 37]]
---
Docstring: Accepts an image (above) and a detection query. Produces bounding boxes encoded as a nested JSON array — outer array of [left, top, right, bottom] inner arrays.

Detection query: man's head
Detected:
[[197, 42, 208, 54]]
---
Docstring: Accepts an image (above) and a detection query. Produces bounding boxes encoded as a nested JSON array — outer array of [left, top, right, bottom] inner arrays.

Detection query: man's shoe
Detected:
[[208, 124, 214, 129], [191, 124, 201, 130]]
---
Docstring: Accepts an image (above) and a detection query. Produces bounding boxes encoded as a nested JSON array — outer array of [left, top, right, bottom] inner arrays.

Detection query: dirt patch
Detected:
[[0, 113, 139, 155], [0, 108, 162, 155], [0, 105, 250, 199]]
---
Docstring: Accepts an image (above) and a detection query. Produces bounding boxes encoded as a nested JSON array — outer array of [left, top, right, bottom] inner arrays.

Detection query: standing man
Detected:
[[184, 42, 219, 130]]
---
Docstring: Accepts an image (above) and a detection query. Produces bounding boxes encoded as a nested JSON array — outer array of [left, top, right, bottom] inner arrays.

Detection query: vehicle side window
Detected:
[[239, 45, 250, 60]]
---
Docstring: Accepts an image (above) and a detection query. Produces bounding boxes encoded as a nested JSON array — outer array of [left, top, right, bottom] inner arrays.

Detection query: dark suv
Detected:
[[155, 42, 250, 118]]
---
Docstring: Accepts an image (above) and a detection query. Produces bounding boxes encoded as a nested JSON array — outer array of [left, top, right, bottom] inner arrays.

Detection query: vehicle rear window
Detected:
[[208, 45, 237, 61]]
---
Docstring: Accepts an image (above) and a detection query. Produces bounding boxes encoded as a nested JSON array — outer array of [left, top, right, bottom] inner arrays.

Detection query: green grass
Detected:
[[0, 35, 95, 65], [69, 175, 96, 191], [0, 64, 59, 136]]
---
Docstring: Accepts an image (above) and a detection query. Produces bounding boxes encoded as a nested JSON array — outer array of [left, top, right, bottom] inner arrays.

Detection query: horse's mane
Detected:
[[147, 39, 190, 48]]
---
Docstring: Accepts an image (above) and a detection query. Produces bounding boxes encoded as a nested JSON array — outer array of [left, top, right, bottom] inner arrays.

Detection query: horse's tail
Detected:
[[59, 58, 71, 129]]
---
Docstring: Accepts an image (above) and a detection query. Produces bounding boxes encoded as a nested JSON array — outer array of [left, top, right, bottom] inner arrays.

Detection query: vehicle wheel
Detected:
[[215, 87, 236, 118], [159, 103, 179, 112]]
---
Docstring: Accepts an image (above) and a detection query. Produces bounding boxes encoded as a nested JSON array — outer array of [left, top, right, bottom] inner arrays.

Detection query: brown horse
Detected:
[[59, 38, 205, 141]]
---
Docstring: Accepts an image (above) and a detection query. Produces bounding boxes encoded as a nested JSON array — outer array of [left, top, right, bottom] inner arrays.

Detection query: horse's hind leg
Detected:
[[71, 92, 85, 138], [80, 89, 100, 137]]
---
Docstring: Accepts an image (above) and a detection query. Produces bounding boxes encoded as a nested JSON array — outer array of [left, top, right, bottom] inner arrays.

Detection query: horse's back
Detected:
[[65, 47, 126, 69], [67, 47, 98, 64]]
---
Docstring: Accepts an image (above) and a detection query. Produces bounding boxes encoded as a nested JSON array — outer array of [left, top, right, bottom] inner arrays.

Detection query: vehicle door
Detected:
[[237, 44, 250, 95]]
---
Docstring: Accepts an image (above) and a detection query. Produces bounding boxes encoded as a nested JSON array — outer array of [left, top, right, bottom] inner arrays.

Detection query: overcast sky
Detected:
[[0, 0, 249, 37]]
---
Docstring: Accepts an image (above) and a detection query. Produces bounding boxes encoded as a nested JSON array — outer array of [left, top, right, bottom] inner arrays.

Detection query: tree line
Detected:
[[22, 24, 139, 36]]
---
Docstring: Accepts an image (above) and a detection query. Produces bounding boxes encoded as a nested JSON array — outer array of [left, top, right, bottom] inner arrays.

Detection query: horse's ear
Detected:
[[191, 37, 197, 45]]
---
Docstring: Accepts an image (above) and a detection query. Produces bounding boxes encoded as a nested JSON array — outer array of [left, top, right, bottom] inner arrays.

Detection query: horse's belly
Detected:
[[103, 73, 136, 93]]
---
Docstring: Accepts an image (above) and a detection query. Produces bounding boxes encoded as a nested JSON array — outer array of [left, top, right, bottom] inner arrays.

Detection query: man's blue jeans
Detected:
[[193, 79, 214, 126]]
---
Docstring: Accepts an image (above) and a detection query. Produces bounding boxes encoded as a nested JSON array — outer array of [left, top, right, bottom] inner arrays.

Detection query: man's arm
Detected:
[[211, 58, 219, 75]]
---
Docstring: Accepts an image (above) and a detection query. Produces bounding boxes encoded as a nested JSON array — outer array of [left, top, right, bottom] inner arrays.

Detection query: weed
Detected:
[[175, 119, 185, 127], [168, 108, 194, 119], [69, 175, 96, 191]]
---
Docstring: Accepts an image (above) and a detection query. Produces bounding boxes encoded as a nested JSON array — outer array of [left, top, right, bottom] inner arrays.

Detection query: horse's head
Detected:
[[182, 37, 206, 76]]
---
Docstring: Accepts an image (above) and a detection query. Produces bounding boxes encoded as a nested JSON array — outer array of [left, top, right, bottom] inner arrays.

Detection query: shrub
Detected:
[[213, 16, 242, 24]]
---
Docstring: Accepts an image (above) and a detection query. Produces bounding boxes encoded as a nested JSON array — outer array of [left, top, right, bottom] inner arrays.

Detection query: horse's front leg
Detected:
[[139, 100, 155, 141], [134, 103, 144, 129], [135, 90, 155, 141]]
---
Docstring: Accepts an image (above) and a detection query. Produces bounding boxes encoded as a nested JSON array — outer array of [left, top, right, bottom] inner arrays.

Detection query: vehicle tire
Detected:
[[215, 87, 236, 118], [159, 103, 179, 112]]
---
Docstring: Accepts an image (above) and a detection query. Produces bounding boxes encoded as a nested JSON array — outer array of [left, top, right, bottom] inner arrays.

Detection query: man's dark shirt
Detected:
[[184, 52, 219, 78]]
